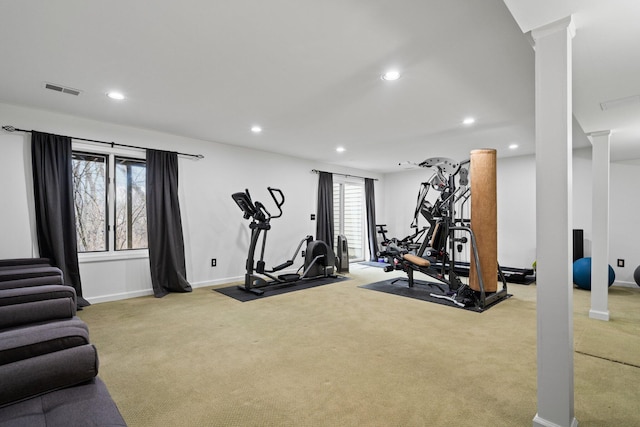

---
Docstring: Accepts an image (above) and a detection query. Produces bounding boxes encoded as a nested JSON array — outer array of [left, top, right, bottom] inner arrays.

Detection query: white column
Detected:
[[531, 16, 578, 427], [589, 130, 611, 321]]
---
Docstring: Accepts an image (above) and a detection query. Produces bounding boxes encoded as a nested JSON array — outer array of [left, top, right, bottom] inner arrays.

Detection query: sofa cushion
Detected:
[[0, 285, 76, 306], [0, 285, 76, 330], [0, 259, 52, 269], [0, 299, 75, 331], [0, 318, 89, 364], [0, 344, 99, 407], [0, 267, 64, 290], [0, 378, 125, 427]]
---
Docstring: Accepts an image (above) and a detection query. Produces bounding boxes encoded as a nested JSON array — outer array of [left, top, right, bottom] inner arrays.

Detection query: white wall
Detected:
[[3, 101, 637, 299], [571, 147, 640, 286], [496, 155, 536, 268], [0, 132, 37, 258], [380, 167, 428, 242], [609, 161, 640, 284], [572, 148, 593, 255], [0, 103, 383, 302]]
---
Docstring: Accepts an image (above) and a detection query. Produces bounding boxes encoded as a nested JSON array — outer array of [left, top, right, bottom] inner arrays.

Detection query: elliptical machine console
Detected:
[[231, 187, 336, 295]]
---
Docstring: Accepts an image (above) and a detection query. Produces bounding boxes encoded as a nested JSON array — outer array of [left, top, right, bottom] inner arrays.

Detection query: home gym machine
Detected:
[[231, 187, 336, 295], [380, 155, 532, 284], [378, 155, 509, 310]]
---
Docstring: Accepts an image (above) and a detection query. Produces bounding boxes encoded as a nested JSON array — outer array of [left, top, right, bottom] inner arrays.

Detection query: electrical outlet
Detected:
[[211, 258, 217, 267], [617, 259, 624, 267], [301, 251, 305, 258], [310, 214, 316, 220]]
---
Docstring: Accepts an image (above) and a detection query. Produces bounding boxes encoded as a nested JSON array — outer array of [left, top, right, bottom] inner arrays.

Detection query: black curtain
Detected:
[[31, 131, 88, 306], [316, 171, 334, 248], [146, 149, 192, 298], [365, 178, 378, 261]]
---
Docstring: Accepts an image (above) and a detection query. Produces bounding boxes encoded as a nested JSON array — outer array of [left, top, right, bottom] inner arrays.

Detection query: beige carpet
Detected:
[[78, 266, 640, 426], [574, 286, 640, 367]]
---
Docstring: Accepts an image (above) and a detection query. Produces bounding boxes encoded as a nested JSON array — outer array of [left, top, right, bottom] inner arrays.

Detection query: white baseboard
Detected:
[[190, 276, 243, 288], [86, 289, 154, 304], [533, 414, 578, 427], [588, 309, 610, 321], [85, 275, 244, 304], [612, 280, 638, 288]]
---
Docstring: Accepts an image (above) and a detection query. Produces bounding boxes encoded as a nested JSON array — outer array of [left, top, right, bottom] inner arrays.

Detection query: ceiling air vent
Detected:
[[44, 82, 82, 96]]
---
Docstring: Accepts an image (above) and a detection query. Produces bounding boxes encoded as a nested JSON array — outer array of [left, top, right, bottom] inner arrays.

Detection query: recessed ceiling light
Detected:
[[463, 117, 475, 125], [251, 125, 262, 133], [107, 91, 125, 100], [336, 147, 346, 153], [509, 143, 519, 150], [381, 70, 400, 81]]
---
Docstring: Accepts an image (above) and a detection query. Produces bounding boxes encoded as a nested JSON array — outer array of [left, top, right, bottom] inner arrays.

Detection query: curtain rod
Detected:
[[311, 169, 378, 181], [2, 125, 204, 159]]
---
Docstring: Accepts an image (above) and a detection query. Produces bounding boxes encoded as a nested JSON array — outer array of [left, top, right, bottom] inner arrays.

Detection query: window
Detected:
[[333, 178, 366, 262], [72, 149, 147, 253], [72, 152, 108, 252], [115, 157, 147, 250]]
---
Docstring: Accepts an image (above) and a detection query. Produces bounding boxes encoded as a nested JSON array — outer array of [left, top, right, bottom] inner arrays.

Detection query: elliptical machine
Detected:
[[231, 187, 336, 295]]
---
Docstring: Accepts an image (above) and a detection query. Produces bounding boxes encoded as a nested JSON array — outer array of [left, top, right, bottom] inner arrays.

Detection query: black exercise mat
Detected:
[[358, 261, 391, 268], [511, 276, 536, 285], [359, 278, 511, 312], [215, 275, 350, 302]]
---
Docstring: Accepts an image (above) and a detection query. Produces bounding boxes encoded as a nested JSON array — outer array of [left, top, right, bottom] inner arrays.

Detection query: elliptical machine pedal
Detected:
[[278, 273, 301, 282]]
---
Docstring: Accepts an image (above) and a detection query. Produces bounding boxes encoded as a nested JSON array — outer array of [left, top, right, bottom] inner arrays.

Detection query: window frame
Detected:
[[72, 141, 149, 263], [114, 156, 148, 251], [333, 176, 368, 263], [72, 151, 109, 253]]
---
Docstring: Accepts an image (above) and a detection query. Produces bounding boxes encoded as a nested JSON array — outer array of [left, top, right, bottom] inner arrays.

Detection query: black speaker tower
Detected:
[[573, 229, 584, 262]]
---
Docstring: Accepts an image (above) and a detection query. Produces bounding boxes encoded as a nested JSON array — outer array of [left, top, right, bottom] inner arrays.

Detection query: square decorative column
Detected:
[[589, 130, 611, 321], [531, 16, 578, 427]]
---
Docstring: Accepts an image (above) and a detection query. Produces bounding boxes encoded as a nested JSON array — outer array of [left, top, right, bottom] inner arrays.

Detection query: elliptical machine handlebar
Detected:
[[232, 187, 285, 223], [267, 187, 285, 219], [253, 201, 271, 222]]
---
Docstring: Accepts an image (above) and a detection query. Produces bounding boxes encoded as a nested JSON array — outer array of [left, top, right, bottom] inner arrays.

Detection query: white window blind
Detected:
[[333, 178, 365, 261]]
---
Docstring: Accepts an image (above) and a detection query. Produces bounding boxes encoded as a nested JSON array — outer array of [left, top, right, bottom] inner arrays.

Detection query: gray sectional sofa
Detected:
[[0, 258, 126, 426]]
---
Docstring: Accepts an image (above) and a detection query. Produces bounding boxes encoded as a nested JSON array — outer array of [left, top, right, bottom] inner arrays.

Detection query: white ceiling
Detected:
[[0, 0, 638, 173]]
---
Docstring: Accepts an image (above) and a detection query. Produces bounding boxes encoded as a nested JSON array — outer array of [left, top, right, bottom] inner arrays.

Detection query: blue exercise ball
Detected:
[[572, 257, 615, 290]]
